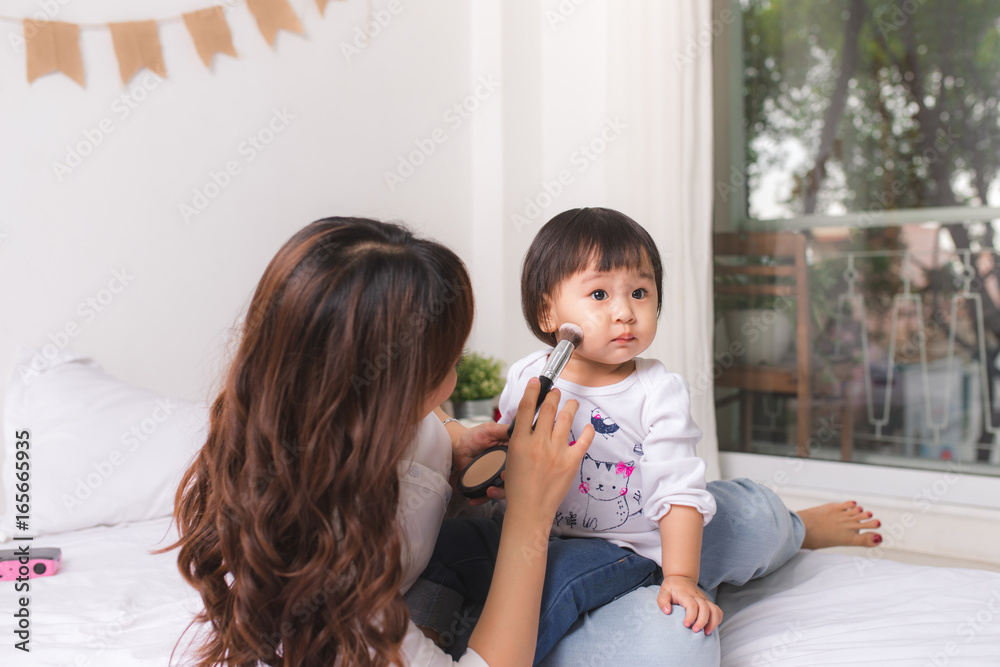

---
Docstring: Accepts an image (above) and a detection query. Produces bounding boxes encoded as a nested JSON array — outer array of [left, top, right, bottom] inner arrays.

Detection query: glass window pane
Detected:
[[741, 0, 1000, 220], [714, 223, 1000, 475], [717, 1, 1000, 476]]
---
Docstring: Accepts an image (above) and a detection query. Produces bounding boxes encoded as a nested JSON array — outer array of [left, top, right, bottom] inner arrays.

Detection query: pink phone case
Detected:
[[0, 547, 62, 580]]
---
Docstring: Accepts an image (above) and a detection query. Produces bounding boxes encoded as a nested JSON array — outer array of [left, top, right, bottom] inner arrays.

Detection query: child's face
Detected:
[[542, 263, 658, 368]]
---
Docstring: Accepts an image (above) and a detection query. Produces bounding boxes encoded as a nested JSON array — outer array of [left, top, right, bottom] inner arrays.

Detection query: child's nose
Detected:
[[613, 299, 636, 323]]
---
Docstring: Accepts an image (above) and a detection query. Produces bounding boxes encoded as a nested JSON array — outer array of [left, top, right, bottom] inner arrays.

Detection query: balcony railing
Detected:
[[715, 226, 1000, 476]]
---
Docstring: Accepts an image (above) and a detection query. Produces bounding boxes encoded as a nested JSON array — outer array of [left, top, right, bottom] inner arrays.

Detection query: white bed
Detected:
[[3, 349, 1000, 666], [3, 519, 1000, 666], [1, 517, 205, 666]]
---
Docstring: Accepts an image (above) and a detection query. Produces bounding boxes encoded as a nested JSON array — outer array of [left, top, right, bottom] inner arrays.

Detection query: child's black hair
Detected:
[[521, 207, 663, 346]]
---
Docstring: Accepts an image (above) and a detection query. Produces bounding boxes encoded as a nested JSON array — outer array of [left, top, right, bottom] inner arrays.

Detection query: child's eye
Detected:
[[632, 288, 647, 299], [591, 290, 608, 301]]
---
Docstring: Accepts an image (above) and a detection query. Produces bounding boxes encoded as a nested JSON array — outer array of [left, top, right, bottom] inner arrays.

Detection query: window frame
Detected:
[[711, 0, 1000, 508]]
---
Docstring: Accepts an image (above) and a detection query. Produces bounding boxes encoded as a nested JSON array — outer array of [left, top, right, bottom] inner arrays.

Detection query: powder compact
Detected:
[[457, 445, 508, 498]]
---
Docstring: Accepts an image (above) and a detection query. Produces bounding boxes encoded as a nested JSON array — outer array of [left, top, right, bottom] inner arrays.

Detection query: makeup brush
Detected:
[[458, 322, 584, 498], [506, 322, 584, 438]]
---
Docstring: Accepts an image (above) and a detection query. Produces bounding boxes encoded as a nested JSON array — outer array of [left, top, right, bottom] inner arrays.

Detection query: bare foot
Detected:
[[799, 501, 882, 549]]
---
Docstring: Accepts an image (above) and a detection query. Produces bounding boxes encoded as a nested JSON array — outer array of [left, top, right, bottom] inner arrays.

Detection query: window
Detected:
[[713, 0, 1000, 487]]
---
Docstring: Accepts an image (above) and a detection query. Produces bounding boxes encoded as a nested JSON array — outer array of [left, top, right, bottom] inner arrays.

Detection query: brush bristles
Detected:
[[556, 323, 583, 348]]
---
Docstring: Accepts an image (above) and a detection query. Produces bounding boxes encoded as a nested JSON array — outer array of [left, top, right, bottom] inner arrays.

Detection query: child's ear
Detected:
[[539, 300, 556, 334]]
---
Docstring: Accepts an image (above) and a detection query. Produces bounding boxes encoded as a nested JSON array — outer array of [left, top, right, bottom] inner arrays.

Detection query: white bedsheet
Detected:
[[1, 517, 204, 666], [716, 550, 1000, 666], [2, 518, 999, 666]]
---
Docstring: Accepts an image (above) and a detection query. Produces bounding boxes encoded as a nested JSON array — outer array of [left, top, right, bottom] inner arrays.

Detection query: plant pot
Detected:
[[723, 308, 793, 366], [452, 398, 496, 420]]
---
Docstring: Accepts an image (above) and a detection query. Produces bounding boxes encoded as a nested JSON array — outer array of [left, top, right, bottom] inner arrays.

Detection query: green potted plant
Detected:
[[449, 352, 506, 420]]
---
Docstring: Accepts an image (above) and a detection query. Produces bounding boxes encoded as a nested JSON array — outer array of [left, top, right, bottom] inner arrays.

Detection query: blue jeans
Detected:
[[405, 479, 804, 666], [406, 516, 661, 663], [539, 478, 805, 667]]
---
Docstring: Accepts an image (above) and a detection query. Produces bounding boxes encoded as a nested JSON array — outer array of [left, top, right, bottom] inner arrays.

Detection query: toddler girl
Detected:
[[408, 208, 882, 666], [409, 207, 718, 663]]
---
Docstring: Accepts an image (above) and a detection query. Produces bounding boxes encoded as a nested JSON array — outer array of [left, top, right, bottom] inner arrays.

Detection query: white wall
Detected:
[[500, 0, 614, 363], [0, 0, 633, 403], [0, 0, 487, 405], [0, 0, 647, 508]]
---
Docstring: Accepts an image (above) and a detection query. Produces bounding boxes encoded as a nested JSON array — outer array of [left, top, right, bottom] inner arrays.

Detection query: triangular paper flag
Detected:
[[109, 20, 167, 84], [183, 7, 238, 68], [24, 20, 84, 87], [246, 0, 304, 47]]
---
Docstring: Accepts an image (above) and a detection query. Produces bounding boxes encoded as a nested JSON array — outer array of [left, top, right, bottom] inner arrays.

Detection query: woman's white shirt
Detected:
[[396, 414, 488, 667]]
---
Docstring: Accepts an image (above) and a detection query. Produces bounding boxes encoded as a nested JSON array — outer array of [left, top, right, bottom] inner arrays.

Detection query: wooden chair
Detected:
[[714, 231, 853, 460]]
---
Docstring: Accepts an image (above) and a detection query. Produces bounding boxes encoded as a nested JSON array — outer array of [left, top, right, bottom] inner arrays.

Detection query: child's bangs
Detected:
[[575, 234, 655, 277]]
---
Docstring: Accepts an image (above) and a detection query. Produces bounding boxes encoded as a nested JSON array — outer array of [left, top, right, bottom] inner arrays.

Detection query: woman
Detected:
[[167, 217, 595, 666]]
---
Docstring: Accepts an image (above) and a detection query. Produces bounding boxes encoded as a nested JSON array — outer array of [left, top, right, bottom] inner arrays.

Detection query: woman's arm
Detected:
[[466, 380, 594, 666], [433, 406, 509, 476], [432, 406, 510, 512], [433, 406, 466, 445]]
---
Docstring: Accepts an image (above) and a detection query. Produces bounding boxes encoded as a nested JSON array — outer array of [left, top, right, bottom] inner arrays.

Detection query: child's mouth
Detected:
[[613, 334, 635, 343]]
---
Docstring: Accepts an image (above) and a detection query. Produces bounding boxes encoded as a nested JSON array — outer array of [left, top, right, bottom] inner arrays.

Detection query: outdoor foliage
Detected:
[[736, 0, 1000, 455], [743, 0, 1000, 219]]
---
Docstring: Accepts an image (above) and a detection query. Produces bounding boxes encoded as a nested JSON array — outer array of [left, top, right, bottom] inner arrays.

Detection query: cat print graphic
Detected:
[[578, 453, 640, 531]]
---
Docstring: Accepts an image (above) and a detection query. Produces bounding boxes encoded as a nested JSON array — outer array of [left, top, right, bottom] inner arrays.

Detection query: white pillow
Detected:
[[1, 347, 209, 540]]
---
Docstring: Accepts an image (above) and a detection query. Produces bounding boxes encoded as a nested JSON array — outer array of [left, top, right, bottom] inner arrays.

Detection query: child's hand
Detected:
[[656, 575, 723, 635]]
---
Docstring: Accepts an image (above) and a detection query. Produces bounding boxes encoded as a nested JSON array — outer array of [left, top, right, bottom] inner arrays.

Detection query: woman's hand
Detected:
[[503, 378, 594, 522], [466, 379, 594, 666], [451, 421, 510, 505], [452, 421, 509, 475], [657, 575, 723, 635]]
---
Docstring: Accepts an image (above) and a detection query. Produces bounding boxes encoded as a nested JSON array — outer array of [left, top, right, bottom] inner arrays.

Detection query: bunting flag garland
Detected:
[[3, 0, 350, 88], [246, 0, 304, 48], [24, 20, 84, 87], [183, 7, 238, 68], [109, 21, 167, 84]]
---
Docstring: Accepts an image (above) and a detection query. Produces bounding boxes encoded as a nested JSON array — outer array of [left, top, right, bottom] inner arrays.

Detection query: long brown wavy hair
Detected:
[[166, 217, 474, 666]]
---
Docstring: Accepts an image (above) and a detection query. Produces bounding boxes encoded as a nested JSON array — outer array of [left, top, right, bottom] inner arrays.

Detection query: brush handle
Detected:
[[505, 375, 554, 439]]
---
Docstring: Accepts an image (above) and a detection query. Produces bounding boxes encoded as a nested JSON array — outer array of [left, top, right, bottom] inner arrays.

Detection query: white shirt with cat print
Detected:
[[497, 349, 716, 565]]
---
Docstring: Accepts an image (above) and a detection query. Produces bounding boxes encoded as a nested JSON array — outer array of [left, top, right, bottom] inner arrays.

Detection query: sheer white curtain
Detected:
[[489, 0, 719, 478], [605, 0, 720, 480]]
